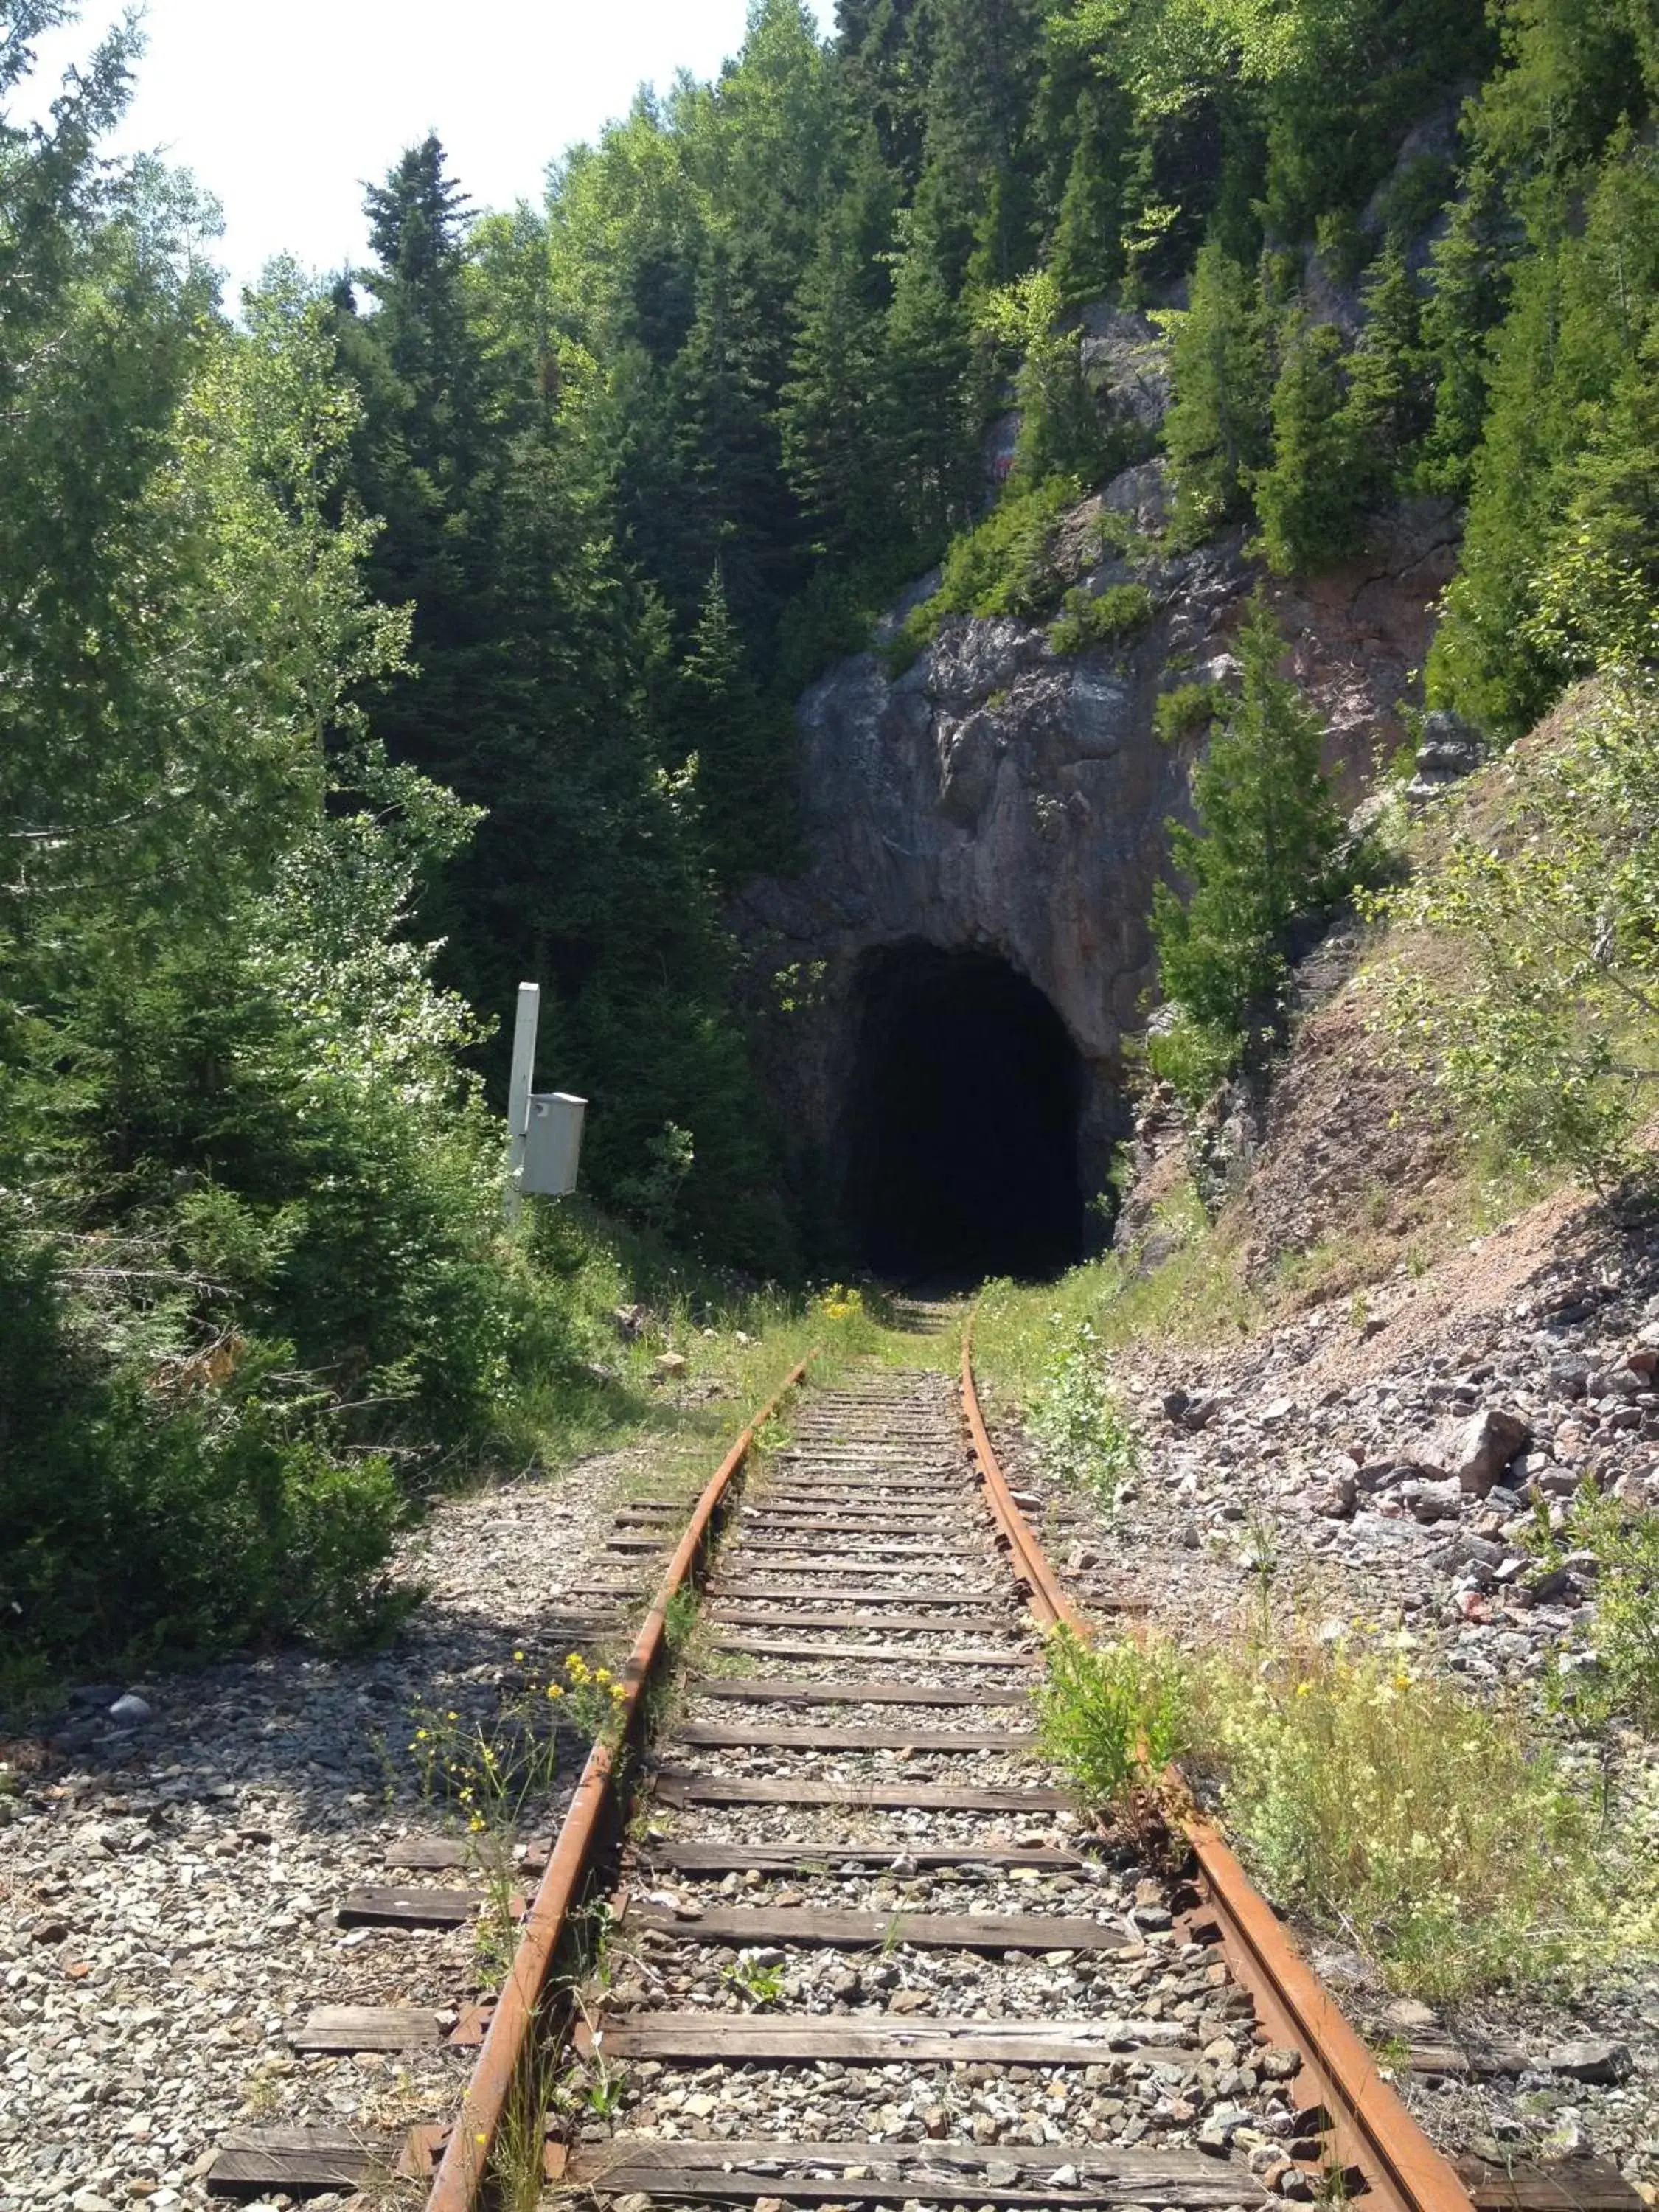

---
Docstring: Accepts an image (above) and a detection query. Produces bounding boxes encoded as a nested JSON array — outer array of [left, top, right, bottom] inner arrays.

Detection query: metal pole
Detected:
[[504, 982, 540, 1228]]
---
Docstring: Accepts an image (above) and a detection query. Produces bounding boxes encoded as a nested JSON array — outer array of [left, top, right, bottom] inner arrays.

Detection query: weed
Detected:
[[1240, 1506, 1279, 1627], [1036, 1627, 1191, 1817], [489, 2048, 559, 2212], [1027, 1321, 1141, 1506], [1552, 1489, 1659, 1730], [664, 1585, 701, 1658], [1186, 1624, 1640, 1998], [723, 1955, 787, 2006]]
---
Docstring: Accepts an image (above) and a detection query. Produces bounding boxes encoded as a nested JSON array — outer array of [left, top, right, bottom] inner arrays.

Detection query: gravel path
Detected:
[[0, 1442, 675, 2212]]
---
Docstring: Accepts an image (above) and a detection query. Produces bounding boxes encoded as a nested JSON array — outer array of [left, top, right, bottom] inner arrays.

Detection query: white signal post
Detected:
[[504, 981, 588, 1225]]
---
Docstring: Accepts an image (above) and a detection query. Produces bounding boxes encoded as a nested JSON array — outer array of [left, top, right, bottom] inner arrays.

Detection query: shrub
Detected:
[[1037, 1627, 1192, 1814], [1554, 1490, 1659, 1731], [1047, 582, 1155, 655], [888, 477, 1083, 667], [0, 1224, 411, 1673], [1144, 1008, 1244, 1116], [1368, 672, 1659, 1185], [1154, 681, 1222, 743], [1029, 1320, 1141, 1506], [1189, 1629, 1628, 1997]]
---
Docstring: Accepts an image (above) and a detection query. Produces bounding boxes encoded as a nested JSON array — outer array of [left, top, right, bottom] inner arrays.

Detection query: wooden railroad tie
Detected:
[[651, 1767, 1070, 1812], [690, 1674, 1030, 1707], [579, 2014, 1201, 2065], [630, 1900, 1137, 1952], [564, 2138, 1273, 2206], [672, 1719, 1035, 1751]]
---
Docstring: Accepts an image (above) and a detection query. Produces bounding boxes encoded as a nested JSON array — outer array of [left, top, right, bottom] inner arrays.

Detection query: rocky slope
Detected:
[[995, 897, 1659, 2197]]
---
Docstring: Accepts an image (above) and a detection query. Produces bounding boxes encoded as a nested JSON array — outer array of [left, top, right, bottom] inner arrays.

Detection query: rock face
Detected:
[[734, 465, 1460, 1227]]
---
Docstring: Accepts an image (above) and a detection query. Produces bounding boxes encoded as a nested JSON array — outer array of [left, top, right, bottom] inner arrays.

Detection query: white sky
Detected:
[[24, 1, 838, 301]]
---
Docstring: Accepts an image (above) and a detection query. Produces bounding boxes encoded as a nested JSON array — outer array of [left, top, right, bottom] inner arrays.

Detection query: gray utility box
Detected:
[[522, 1093, 588, 1198]]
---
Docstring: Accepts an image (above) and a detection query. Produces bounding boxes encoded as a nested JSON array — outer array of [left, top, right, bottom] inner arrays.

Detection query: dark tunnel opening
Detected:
[[844, 943, 1087, 1284]]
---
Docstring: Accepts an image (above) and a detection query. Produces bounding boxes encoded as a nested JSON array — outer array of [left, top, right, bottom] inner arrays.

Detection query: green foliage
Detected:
[[1554, 1490, 1659, 1732], [1048, 581, 1155, 655], [1369, 675, 1659, 1184], [1162, 243, 1274, 540], [1144, 1007, 1243, 1109], [981, 268, 1124, 491], [1153, 680, 1222, 742], [1029, 1321, 1142, 1505], [1255, 317, 1363, 574], [891, 476, 1081, 662], [1189, 1627, 1634, 1997], [1037, 1627, 1191, 1814], [1151, 595, 1345, 1096]]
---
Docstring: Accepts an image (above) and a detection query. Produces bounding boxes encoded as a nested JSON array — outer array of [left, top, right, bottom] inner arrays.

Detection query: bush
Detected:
[[1144, 1007, 1243, 1115], [1047, 581, 1155, 655], [0, 1222, 410, 1674], [888, 477, 1083, 667], [1037, 1627, 1192, 1815], [1154, 680, 1222, 743], [1189, 1629, 1629, 1997], [1368, 672, 1659, 1185], [1550, 1490, 1659, 1731]]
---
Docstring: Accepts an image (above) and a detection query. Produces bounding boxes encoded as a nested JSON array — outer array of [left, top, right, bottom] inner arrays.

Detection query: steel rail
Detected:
[[422, 1355, 813, 2212], [960, 1316, 1474, 2212]]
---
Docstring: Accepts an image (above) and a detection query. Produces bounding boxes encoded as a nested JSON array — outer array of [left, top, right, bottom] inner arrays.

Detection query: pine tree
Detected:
[[1338, 236, 1432, 507], [880, 218, 980, 552], [779, 156, 895, 563], [1163, 241, 1273, 537], [911, 0, 1044, 295], [673, 570, 799, 890], [1152, 594, 1343, 1037], [1049, 89, 1127, 305], [1255, 316, 1362, 574]]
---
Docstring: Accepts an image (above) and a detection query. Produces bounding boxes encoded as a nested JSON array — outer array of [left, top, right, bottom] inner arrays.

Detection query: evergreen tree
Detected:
[[1163, 241, 1273, 538], [673, 570, 799, 890], [881, 217, 981, 552], [1152, 595, 1344, 1040], [779, 153, 895, 563], [1049, 88, 1127, 303], [1255, 316, 1363, 574], [836, 0, 936, 185], [1335, 236, 1433, 512], [911, 0, 1044, 295]]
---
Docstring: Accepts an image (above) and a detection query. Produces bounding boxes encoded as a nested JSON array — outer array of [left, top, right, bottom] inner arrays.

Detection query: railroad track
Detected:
[[203, 1342, 1641, 2212]]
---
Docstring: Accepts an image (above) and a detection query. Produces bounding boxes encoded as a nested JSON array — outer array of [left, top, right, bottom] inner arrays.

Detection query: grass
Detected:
[[1036, 1618, 1655, 2000], [973, 1178, 1257, 1422]]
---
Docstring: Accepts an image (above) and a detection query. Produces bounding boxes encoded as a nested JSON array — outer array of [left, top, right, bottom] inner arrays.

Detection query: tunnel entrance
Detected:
[[844, 944, 1086, 1283]]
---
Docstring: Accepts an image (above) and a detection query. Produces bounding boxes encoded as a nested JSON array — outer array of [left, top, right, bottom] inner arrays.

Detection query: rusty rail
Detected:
[[960, 1316, 1474, 2212], [422, 1355, 813, 2212]]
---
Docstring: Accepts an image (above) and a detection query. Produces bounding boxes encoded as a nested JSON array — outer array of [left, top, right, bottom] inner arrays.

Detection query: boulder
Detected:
[[1405, 1408, 1531, 1496], [1548, 2039, 1632, 2084]]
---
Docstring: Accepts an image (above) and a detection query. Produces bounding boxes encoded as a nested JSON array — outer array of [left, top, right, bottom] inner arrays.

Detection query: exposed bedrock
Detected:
[[734, 465, 1461, 1273]]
